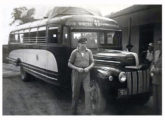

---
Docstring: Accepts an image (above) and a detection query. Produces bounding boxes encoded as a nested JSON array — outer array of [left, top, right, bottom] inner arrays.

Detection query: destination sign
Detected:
[[66, 19, 118, 28]]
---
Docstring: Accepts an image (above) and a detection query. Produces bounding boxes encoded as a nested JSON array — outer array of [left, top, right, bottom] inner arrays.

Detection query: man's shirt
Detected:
[[68, 48, 94, 68], [146, 50, 154, 62], [151, 50, 162, 85]]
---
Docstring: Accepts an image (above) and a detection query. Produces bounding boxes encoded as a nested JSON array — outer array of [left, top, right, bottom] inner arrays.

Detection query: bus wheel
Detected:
[[130, 94, 151, 105], [135, 94, 151, 105], [20, 65, 31, 82], [90, 81, 106, 114]]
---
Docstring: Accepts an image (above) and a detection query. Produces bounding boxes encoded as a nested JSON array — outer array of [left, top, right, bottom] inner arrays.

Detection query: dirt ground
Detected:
[[3, 63, 154, 115]]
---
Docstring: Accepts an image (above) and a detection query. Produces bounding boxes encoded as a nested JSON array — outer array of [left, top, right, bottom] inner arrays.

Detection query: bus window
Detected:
[[38, 26, 46, 43], [23, 33, 29, 43], [113, 31, 121, 46], [62, 26, 69, 45], [71, 32, 98, 48], [107, 32, 115, 44], [20, 33, 24, 43], [99, 31, 121, 48], [48, 27, 58, 43], [99, 32, 105, 44], [30, 32, 37, 43], [9, 33, 15, 43], [15, 34, 19, 43]]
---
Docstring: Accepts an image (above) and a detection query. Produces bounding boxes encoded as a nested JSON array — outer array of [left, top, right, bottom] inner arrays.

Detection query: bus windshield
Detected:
[[71, 31, 121, 49], [71, 32, 98, 48]]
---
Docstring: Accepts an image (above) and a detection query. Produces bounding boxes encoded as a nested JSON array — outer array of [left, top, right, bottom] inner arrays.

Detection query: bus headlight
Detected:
[[119, 72, 127, 83], [150, 72, 154, 77], [108, 75, 113, 81]]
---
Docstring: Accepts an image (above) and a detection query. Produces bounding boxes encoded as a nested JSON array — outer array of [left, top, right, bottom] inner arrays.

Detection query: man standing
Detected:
[[146, 43, 154, 64], [140, 43, 153, 65], [68, 38, 94, 115], [150, 40, 162, 115]]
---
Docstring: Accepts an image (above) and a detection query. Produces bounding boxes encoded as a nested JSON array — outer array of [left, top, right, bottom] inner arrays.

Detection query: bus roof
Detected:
[[11, 18, 48, 32], [47, 7, 102, 18], [49, 15, 120, 30], [11, 15, 120, 32]]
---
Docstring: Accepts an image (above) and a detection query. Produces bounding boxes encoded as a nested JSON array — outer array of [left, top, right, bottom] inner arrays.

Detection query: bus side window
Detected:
[[15, 34, 19, 43], [20, 33, 24, 43], [30, 32, 37, 43], [99, 32, 105, 44], [107, 32, 115, 44], [23, 29, 30, 43], [9, 33, 15, 43], [48, 27, 58, 43], [62, 26, 69, 46], [38, 26, 46, 43], [23, 32, 29, 43], [30, 28, 37, 43]]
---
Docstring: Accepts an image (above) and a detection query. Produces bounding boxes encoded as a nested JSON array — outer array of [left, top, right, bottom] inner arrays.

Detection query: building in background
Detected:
[[106, 5, 162, 63]]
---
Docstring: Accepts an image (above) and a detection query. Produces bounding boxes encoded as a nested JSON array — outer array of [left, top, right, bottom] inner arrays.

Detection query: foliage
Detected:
[[10, 7, 36, 25]]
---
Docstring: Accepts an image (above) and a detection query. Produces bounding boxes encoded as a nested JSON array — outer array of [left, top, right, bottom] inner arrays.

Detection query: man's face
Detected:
[[148, 46, 153, 51], [78, 42, 87, 50]]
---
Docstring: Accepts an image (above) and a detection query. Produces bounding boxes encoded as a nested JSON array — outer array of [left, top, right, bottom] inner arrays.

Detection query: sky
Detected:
[[0, 3, 133, 45]]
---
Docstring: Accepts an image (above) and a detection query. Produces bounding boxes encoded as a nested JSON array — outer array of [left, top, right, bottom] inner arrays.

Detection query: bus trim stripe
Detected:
[[24, 67, 58, 81]]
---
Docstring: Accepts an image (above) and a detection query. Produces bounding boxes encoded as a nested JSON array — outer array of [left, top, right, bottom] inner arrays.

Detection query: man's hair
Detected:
[[148, 43, 153, 47], [78, 38, 87, 43]]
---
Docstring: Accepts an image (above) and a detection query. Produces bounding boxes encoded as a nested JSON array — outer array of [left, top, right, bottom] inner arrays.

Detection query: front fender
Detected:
[[91, 66, 121, 81], [91, 66, 121, 97]]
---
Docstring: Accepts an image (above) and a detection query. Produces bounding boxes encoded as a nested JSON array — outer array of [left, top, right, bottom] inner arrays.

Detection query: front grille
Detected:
[[126, 69, 150, 95]]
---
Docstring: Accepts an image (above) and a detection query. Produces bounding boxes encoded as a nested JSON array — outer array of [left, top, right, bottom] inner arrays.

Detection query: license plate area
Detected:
[[118, 88, 128, 97]]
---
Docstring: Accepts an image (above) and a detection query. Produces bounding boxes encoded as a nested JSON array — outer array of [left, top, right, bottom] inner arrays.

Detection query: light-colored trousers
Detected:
[[152, 74, 162, 115], [71, 69, 91, 114]]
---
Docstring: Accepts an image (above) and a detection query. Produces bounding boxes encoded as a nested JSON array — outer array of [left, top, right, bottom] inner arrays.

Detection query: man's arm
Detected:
[[68, 50, 83, 72], [85, 62, 94, 71], [84, 49, 94, 72], [68, 62, 84, 72], [68, 62, 79, 70]]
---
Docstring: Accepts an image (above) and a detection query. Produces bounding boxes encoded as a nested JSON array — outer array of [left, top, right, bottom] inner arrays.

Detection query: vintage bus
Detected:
[[7, 7, 152, 113]]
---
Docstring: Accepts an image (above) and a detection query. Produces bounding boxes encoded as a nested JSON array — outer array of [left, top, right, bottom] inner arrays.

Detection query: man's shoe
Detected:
[[72, 111, 78, 115]]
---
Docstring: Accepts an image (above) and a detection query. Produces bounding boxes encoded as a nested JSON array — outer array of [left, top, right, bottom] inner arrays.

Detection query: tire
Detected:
[[90, 81, 106, 114], [136, 95, 151, 105], [20, 65, 31, 82], [130, 94, 151, 105]]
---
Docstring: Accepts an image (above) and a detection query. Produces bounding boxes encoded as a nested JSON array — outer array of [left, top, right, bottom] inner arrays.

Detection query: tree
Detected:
[[10, 7, 36, 26]]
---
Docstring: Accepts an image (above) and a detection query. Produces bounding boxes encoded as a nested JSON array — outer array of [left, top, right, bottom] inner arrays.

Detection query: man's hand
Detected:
[[84, 68, 89, 72], [77, 68, 84, 72]]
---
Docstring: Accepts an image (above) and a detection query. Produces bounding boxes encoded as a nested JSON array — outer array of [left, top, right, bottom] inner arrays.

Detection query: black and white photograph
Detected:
[[1, 0, 163, 118]]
